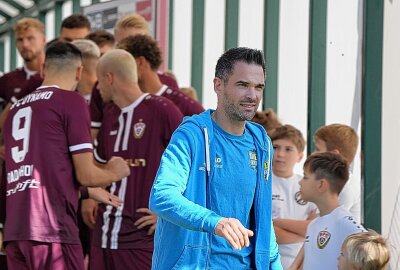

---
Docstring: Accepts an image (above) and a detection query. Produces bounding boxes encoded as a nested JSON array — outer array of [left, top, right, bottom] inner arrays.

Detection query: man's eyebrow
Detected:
[[235, 80, 249, 84]]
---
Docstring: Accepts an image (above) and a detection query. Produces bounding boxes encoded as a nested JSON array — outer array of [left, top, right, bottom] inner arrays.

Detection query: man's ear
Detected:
[[135, 56, 147, 69], [105, 72, 113, 85], [76, 65, 83, 82], [297, 152, 304, 162], [40, 63, 45, 78], [331, 149, 340, 155], [213, 77, 223, 94]]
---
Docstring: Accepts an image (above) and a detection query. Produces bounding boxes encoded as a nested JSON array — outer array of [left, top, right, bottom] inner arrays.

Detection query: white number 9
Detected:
[[11, 107, 32, 163]]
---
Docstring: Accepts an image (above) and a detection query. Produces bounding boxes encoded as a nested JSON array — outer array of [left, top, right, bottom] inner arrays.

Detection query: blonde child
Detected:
[[338, 230, 390, 270]]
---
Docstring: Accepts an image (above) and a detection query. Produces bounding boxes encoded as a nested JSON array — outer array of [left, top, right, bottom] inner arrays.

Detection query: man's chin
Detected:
[[22, 56, 34, 62]]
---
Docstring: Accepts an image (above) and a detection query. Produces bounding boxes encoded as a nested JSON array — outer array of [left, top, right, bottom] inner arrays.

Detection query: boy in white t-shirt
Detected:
[[313, 123, 361, 223], [270, 125, 317, 269], [289, 152, 365, 270]]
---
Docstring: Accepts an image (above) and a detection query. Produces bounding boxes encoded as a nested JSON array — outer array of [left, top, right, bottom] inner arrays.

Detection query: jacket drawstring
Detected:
[[203, 127, 211, 176]]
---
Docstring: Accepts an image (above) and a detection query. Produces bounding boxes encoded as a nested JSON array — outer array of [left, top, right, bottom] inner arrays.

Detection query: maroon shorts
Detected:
[[89, 246, 152, 270], [5, 241, 84, 270]]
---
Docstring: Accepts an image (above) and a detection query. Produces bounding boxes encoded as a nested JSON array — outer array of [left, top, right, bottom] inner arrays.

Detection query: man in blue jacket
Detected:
[[149, 47, 282, 269]]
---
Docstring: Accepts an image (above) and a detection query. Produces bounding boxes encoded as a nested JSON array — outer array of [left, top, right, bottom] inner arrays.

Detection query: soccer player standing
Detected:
[[2, 42, 130, 270], [88, 49, 183, 270]]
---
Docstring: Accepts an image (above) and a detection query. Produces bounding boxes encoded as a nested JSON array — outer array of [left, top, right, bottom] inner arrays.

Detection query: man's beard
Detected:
[[223, 95, 258, 122]]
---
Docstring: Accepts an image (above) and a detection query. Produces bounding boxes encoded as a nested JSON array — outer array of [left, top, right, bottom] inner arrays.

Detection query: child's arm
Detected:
[[274, 209, 317, 237], [274, 224, 304, 244], [273, 219, 313, 237], [287, 245, 304, 270]]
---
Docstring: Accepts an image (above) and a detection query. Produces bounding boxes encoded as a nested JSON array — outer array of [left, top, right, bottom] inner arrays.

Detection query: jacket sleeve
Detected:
[[269, 224, 283, 270], [149, 125, 222, 233], [267, 139, 283, 270]]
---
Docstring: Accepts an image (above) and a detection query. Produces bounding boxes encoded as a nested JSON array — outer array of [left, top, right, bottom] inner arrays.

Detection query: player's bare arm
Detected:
[[81, 199, 98, 229], [0, 228, 4, 253], [73, 153, 130, 186], [214, 218, 254, 251], [87, 187, 122, 208]]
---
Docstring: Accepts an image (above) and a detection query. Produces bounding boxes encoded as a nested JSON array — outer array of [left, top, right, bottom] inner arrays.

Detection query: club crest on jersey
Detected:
[[248, 150, 257, 170], [133, 120, 146, 139], [317, 230, 331, 249]]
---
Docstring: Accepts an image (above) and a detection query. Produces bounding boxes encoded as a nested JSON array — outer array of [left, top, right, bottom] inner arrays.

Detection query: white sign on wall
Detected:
[[82, 0, 155, 35]]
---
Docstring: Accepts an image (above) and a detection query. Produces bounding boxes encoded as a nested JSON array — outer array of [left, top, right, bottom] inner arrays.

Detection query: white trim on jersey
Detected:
[[110, 177, 128, 249], [91, 121, 102, 128], [120, 93, 149, 113], [101, 183, 117, 248], [114, 114, 125, 153], [122, 109, 133, 151], [36, 85, 60, 90], [114, 94, 149, 152], [69, 143, 93, 152], [93, 148, 107, 164], [154, 85, 168, 96]]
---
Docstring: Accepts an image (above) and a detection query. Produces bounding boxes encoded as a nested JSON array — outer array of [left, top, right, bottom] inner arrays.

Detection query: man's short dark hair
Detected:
[[61, 14, 90, 30], [116, 35, 162, 70], [215, 47, 266, 82], [85, 30, 115, 47], [304, 152, 349, 194], [45, 41, 82, 69]]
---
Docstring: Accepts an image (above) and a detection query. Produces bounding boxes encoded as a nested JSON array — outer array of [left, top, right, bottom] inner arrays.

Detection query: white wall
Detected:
[[278, 0, 310, 174], [382, 0, 400, 237], [171, 0, 192, 89], [202, 0, 224, 110]]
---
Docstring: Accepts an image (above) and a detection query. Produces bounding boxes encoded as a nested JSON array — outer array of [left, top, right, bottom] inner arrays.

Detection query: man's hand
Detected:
[[214, 218, 254, 250], [81, 199, 98, 229], [0, 229, 4, 254], [134, 208, 157, 235], [106, 156, 130, 181], [88, 187, 122, 208]]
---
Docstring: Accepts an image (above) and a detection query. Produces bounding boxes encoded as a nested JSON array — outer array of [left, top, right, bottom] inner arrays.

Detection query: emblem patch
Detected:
[[295, 191, 307, 205], [264, 161, 270, 181], [133, 120, 146, 139], [248, 150, 257, 170], [317, 230, 331, 249]]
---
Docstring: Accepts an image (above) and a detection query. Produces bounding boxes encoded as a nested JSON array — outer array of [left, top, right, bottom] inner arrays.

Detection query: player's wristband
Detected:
[[80, 186, 89, 200]]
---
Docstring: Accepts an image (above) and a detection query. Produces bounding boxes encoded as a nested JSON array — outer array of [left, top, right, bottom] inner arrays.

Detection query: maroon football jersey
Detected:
[[157, 72, 179, 91], [0, 67, 43, 106], [90, 72, 189, 129], [157, 85, 204, 116], [3, 86, 93, 244], [92, 94, 183, 250]]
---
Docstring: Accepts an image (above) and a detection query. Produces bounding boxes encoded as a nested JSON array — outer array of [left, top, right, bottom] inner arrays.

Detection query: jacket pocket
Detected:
[[172, 245, 208, 270]]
